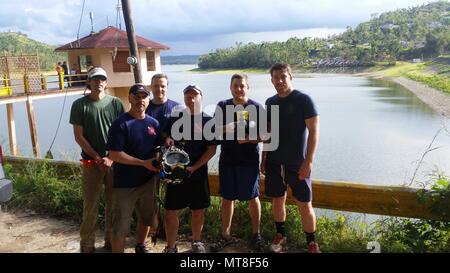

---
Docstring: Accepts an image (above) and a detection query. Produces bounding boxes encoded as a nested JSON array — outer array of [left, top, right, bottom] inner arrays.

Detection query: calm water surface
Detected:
[[1, 65, 449, 186]]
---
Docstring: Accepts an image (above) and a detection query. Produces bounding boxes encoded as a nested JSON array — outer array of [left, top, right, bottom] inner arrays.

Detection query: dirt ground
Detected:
[[0, 209, 254, 253]]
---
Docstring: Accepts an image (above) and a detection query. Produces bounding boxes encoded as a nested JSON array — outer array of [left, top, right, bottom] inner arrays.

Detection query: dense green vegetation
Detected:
[[4, 162, 450, 252], [0, 32, 66, 71], [198, 1, 450, 69]]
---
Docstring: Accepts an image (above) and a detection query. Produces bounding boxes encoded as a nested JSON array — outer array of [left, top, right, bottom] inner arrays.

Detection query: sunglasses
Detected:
[[90, 76, 107, 81]]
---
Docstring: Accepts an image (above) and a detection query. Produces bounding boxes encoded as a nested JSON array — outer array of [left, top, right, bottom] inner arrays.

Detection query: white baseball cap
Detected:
[[88, 67, 108, 80]]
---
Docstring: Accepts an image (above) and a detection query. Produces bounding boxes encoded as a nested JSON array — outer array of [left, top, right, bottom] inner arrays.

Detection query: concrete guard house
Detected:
[[55, 26, 170, 106]]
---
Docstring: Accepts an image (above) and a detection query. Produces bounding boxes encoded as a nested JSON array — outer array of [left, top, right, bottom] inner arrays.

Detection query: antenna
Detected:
[[76, 0, 86, 47], [116, 0, 122, 29], [89, 12, 94, 34]]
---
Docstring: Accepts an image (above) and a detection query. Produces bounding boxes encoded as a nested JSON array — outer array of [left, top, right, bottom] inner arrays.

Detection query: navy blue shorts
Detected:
[[164, 178, 211, 210], [264, 162, 312, 203], [219, 164, 260, 201]]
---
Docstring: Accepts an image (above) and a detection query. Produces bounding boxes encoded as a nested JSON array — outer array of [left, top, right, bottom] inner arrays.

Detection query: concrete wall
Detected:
[[67, 48, 163, 88], [109, 87, 131, 111]]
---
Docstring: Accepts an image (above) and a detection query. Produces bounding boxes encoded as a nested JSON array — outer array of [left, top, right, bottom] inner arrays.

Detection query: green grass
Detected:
[[378, 61, 450, 94]]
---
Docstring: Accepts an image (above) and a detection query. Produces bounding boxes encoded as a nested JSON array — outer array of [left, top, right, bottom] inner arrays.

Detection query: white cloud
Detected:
[[0, 0, 437, 53]]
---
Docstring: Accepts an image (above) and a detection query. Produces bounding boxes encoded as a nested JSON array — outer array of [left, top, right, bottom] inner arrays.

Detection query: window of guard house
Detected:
[[113, 51, 131, 72], [146, 51, 156, 71], [78, 55, 93, 73]]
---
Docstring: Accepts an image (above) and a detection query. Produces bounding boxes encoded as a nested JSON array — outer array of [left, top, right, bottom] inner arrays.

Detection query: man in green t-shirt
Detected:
[[69, 67, 125, 253]]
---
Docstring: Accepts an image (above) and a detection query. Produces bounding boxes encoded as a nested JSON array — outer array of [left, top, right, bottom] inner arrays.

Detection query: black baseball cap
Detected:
[[129, 84, 150, 96], [183, 85, 203, 96]]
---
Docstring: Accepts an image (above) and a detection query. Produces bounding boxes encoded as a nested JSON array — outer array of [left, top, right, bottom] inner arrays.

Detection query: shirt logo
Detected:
[[147, 126, 156, 136]]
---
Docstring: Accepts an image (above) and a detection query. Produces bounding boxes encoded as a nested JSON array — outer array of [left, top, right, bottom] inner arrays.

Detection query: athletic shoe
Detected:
[[269, 233, 287, 253], [209, 235, 235, 252], [308, 241, 321, 253], [249, 233, 266, 252], [135, 243, 148, 253], [162, 245, 178, 253], [191, 241, 206, 253]]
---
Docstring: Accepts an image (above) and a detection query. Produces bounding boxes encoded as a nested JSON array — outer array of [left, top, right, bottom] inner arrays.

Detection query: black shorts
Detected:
[[164, 177, 211, 210], [264, 162, 312, 203]]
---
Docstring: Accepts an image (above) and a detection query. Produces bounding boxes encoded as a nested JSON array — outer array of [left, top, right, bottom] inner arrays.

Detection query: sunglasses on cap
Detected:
[[90, 75, 107, 81]]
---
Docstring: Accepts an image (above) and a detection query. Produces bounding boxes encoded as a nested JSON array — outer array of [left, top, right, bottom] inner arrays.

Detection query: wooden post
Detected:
[[6, 104, 18, 156], [40, 74, 47, 91], [23, 74, 40, 157], [121, 0, 142, 83]]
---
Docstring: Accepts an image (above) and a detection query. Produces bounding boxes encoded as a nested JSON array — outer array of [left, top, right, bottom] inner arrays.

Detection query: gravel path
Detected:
[[0, 210, 256, 253]]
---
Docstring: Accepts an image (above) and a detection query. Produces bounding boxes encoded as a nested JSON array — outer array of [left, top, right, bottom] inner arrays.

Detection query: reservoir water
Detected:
[[1, 64, 449, 187]]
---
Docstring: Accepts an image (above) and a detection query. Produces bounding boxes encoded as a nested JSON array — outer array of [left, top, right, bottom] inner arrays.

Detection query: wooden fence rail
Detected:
[[4, 156, 447, 221]]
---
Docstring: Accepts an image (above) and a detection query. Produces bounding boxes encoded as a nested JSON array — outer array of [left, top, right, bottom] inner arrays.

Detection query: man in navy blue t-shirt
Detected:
[[106, 84, 161, 253], [262, 63, 321, 253], [162, 85, 217, 253], [146, 73, 180, 134], [211, 73, 265, 252], [144, 73, 181, 243]]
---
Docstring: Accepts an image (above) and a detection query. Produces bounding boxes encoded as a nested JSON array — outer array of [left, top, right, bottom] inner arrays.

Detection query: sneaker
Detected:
[[308, 242, 321, 253], [191, 241, 206, 253], [269, 233, 287, 253], [249, 233, 266, 252], [80, 246, 95, 253], [162, 246, 178, 253], [103, 241, 112, 251], [135, 244, 148, 253], [209, 235, 235, 253]]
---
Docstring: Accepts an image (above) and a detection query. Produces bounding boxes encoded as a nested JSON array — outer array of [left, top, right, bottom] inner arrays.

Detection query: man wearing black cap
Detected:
[[70, 67, 125, 253], [106, 84, 161, 253], [162, 85, 217, 253]]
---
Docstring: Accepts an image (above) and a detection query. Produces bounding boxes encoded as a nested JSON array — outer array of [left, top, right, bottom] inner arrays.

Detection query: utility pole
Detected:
[[121, 0, 142, 83]]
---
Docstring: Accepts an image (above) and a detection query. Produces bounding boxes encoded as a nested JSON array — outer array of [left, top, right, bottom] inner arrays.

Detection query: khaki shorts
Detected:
[[111, 175, 158, 237]]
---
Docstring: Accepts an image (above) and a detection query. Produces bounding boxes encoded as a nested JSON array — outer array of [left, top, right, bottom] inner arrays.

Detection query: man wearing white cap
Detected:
[[70, 67, 125, 253], [162, 85, 217, 253]]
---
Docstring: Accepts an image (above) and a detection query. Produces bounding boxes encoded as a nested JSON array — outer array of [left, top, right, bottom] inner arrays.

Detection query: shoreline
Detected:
[[361, 72, 450, 118]]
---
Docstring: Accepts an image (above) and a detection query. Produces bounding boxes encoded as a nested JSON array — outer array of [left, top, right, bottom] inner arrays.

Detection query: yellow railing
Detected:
[[0, 72, 88, 97]]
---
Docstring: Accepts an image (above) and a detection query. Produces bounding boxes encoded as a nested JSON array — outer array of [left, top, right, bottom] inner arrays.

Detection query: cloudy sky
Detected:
[[0, 0, 436, 55]]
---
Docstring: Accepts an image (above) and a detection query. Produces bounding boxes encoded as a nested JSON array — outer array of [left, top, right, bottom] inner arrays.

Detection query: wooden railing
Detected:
[[5, 155, 447, 221]]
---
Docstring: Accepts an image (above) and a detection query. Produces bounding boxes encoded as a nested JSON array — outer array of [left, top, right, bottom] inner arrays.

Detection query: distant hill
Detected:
[[198, 1, 450, 69], [0, 31, 66, 71], [161, 55, 199, 65]]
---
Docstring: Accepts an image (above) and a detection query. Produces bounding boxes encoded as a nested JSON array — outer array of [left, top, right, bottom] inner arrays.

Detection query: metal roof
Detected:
[[55, 26, 170, 51]]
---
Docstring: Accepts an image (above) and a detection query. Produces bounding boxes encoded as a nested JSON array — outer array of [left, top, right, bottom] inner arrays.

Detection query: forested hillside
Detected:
[[0, 31, 66, 71], [198, 1, 450, 69]]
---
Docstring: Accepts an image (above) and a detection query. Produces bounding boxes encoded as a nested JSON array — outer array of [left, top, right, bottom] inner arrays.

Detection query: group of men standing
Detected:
[[69, 63, 320, 254]]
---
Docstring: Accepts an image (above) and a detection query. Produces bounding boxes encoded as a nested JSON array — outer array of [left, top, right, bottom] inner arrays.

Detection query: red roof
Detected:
[[55, 26, 170, 51]]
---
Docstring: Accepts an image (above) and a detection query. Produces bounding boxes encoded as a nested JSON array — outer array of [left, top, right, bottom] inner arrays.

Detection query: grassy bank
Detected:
[[371, 61, 450, 94], [3, 162, 450, 252]]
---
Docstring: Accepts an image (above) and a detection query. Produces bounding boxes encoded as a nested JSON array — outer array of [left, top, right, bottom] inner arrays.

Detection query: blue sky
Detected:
[[0, 0, 436, 55]]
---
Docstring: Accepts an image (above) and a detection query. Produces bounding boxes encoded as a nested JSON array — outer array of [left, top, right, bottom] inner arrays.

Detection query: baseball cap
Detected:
[[129, 84, 150, 96], [183, 85, 203, 96], [88, 67, 107, 80]]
